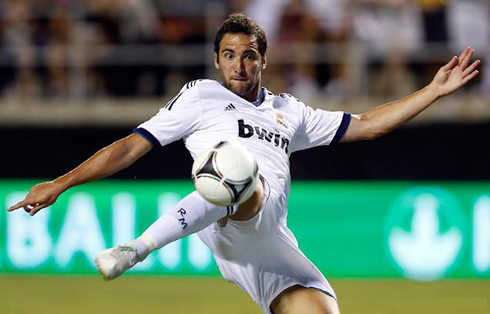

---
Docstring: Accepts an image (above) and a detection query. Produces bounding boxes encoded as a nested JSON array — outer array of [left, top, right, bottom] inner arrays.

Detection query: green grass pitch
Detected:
[[0, 275, 488, 313]]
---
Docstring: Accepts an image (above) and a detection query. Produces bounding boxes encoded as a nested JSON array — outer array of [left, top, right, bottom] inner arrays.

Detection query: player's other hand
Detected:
[[7, 181, 65, 216], [430, 46, 481, 98]]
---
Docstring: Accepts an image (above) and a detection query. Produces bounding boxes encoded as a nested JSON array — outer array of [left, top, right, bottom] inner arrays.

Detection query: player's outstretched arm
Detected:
[[341, 47, 481, 143], [7, 133, 153, 216]]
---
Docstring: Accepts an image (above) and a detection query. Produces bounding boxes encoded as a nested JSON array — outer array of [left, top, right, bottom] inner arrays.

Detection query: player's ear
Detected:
[[261, 55, 267, 70], [214, 53, 220, 70]]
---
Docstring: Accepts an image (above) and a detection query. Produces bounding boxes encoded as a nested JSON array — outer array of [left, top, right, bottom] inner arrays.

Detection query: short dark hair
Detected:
[[214, 13, 267, 59]]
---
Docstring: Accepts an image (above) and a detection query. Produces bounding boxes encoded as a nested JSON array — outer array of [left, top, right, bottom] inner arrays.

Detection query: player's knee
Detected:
[[271, 286, 340, 314]]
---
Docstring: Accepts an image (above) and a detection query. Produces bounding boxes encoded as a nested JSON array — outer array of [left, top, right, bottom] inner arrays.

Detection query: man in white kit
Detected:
[[9, 13, 480, 314]]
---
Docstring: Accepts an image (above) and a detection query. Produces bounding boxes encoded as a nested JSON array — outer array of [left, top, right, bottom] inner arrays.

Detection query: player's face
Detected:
[[215, 33, 266, 102]]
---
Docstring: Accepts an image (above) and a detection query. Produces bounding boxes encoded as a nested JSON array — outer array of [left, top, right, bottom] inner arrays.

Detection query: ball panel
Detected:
[[234, 173, 259, 205], [191, 147, 214, 176], [212, 181, 235, 206], [198, 151, 220, 178], [215, 141, 257, 183], [193, 175, 233, 206], [214, 144, 239, 178]]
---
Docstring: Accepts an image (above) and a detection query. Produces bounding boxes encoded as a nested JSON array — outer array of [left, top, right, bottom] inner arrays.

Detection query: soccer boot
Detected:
[[94, 245, 138, 280]]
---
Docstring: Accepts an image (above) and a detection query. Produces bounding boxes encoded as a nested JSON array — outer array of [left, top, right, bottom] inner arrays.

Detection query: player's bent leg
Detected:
[[137, 191, 232, 256], [95, 191, 231, 280], [270, 285, 340, 314], [94, 180, 264, 280]]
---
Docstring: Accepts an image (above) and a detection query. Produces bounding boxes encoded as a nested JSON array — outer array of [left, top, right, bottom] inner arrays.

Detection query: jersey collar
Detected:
[[251, 87, 265, 107]]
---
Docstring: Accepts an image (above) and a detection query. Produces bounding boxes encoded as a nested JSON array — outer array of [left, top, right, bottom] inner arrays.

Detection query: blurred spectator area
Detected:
[[0, 0, 489, 126]]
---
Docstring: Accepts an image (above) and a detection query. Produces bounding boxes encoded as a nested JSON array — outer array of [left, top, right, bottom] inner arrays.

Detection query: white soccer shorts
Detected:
[[197, 179, 337, 313]]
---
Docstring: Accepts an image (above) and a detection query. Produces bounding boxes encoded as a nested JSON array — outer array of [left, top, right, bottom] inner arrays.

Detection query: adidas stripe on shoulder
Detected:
[[164, 79, 203, 111], [185, 79, 203, 89], [278, 93, 301, 103]]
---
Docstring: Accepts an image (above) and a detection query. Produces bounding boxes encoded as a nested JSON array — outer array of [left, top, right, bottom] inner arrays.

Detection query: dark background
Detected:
[[2, 122, 489, 180]]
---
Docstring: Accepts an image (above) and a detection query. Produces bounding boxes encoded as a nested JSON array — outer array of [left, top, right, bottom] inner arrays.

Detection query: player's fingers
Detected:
[[442, 56, 459, 71], [463, 60, 481, 77], [458, 46, 470, 61], [29, 203, 48, 216], [23, 203, 36, 213], [460, 48, 475, 70], [463, 70, 479, 85], [8, 200, 28, 211]]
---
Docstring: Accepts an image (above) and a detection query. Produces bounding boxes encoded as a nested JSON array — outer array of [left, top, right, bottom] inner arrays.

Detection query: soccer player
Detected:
[[8, 13, 480, 314]]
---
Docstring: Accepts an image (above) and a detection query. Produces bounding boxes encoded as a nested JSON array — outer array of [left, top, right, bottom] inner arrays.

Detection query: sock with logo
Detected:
[[126, 191, 236, 262]]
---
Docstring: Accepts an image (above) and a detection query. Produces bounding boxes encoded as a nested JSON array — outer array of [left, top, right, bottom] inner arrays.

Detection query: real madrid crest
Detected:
[[273, 112, 288, 129]]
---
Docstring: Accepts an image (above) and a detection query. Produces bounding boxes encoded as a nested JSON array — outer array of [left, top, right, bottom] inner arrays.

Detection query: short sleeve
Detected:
[[133, 81, 202, 147], [290, 102, 351, 153]]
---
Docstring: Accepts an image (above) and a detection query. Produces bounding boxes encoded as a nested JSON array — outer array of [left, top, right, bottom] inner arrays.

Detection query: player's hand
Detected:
[[7, 181, 65, 216], [429, 46, 481, 98]]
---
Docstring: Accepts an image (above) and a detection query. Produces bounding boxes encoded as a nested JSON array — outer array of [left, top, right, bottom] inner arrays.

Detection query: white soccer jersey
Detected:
[[135, 79, 350, 313], [135, 79, 351, 197]]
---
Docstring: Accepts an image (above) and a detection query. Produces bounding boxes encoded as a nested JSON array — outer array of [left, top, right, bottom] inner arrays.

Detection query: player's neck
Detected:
[[241, 84, 262, 103]]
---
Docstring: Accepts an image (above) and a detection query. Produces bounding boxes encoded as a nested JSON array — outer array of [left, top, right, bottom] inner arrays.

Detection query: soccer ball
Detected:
[[192, 141, 259, 206]]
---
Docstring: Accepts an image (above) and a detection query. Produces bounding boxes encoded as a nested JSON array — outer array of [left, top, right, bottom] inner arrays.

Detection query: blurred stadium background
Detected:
[[1, 0, 489, 313]]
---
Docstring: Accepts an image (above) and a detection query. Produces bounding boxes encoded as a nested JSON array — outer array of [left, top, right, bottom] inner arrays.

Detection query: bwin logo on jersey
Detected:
[[238, 119, 290, 153]]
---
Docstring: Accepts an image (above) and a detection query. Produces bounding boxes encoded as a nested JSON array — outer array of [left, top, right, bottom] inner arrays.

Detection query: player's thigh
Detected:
[[271, 285, 340, 314]]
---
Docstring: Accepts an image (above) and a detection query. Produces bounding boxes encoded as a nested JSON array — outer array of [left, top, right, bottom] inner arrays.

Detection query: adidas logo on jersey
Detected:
[[238, 119, 290, 153], [224, 103, 236, 111]]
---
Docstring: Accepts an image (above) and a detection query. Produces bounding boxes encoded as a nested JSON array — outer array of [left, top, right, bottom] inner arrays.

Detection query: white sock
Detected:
[[128, 191, 236, 261]]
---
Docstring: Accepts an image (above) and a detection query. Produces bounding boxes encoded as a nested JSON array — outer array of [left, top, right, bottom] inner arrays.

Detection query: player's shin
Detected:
[[128, 191, 234, 262]]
